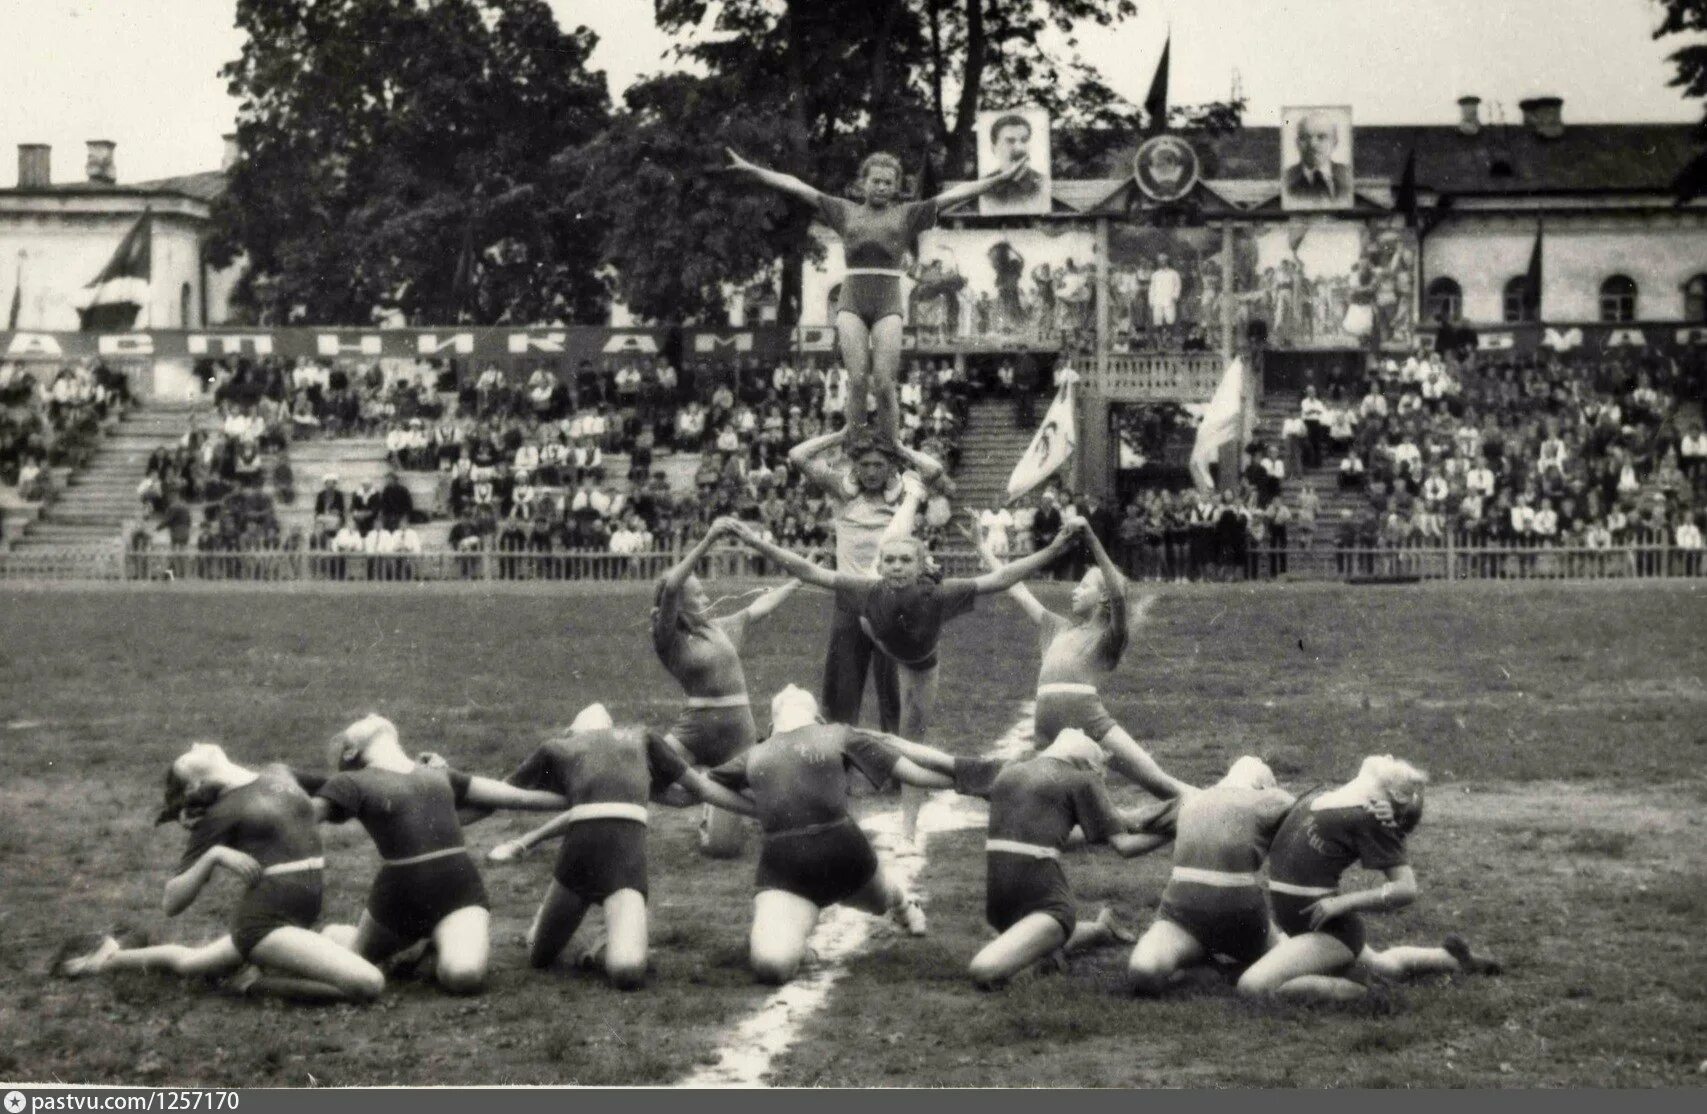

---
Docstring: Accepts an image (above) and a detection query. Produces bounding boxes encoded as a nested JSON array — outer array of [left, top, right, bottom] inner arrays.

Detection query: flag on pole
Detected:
[[1188, 356, 1247, 491], [1143, 33, 1171, 132], [72, 210, 153, 329], [1396, 148, 1419, 229], [1005, 368, 1079, 504], [5, 257, 20, 331]]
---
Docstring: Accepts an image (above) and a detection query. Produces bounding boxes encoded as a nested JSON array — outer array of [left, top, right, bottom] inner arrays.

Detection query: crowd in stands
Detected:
[[1, 360, 128, 503], [1274, 348, 1707, 555], [153, 352, 985, 568]]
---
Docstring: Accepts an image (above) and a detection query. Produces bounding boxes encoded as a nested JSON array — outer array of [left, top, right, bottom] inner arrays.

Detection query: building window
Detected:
[[180, 283, 194, 328], [1502, 276, 1537, 324], [1426, 277, 1462, 323], [1599, 275, 1637, 323], [1685, 274, 1707, 323]]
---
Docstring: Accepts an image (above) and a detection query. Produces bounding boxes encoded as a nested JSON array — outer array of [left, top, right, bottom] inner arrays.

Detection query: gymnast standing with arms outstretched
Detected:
[[724, 147, 1030, 447]]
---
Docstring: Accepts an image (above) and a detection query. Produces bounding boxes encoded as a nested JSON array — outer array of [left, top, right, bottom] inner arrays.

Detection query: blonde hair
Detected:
[[1041, 729, 1106, 774], [332, 713, 397, 770], [1361, 754, 1428, 806], [1222, 755, 1278, 791], [854, 152, 905, 200]]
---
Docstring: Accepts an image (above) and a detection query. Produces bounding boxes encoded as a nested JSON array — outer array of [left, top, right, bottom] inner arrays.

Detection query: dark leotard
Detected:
[[709, 724, 900, 907], [506, 728, 691, 902], [953, 755, 1126, 938], [835, 578, 977, 671], [316, 765, 489, 941], [179, 764, 326, 958], [816, 196, 938, 327], [1266, 788, 1410, 956], [1132, 785, 1294, 964]]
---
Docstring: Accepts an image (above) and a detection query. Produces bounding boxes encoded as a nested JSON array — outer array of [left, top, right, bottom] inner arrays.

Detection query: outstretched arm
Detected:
[[786, 428, 847, 494], [964, 517, 1053, 628], [968, 524, 1078, 594], [874, 733, 959, 776], [462, 777, 569, 813], [930, 157, 1033, 210], [1071, 511, 1130, 650], [674, 768, 759, 817], [724, 148, 822, 207], [1302, 864, 1418, 929], [891, 756, 955, 790], [1109, 831, 1173, 859], [719, 518, 853, 590], [659, 526, 724, 599]]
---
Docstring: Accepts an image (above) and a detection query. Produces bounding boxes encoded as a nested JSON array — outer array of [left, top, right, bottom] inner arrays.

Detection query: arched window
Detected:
[[1599, 275, 1637, 323], [1425, 277, 1462, 323], [180, 283, 194, 328], [1502, 275, 1537, 323], [1684, 274, 1707, 323]]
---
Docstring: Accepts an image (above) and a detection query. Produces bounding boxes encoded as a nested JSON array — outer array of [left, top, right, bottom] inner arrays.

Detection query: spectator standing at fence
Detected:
[[379, 470, 414, 530]]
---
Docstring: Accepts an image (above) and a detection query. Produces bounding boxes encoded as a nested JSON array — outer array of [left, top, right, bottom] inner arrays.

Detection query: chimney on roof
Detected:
[[18, 144, 50, 188], [1456, 96, 1481, 136], [222, 133, 239, 172], [86, 140, 116, 184], [1518, 96, 1564, 139]]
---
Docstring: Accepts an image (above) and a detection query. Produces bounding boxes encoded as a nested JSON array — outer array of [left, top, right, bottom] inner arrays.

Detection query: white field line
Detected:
[[677, 702, 1037, 1089]]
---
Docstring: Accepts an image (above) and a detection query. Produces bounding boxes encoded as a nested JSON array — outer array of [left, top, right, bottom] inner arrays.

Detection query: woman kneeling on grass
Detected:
[[652, 526, 800, 858], [883, 729, 1140, 989], [970, 515, 1190, 801], [55, 742, 384, 1003], [312, 714, 570, 995], [478, 703, 758, 989], [1236, 754, 1502, 1003], [705, 685, 949, 985], [1118, 757, 1297, 995]]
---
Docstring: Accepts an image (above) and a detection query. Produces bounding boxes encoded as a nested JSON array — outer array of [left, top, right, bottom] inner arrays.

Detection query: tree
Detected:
[[584, 1, 1239, 324], [211, 0, 610, 325], [1656, 0, 1707, 199]]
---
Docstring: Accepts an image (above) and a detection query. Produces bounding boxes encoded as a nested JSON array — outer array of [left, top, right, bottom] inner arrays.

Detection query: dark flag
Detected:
[[75, 210, 152, 330], [449, 223, 476, 324], [1396, 148, 1419, 228], [6, 259, 20, 330], [1144, 34, 1170, 132]]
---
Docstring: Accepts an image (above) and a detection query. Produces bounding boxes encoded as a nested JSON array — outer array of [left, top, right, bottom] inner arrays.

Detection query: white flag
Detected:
[[1188, 356, 1246, 491], [1005, 368, 1078, 504]]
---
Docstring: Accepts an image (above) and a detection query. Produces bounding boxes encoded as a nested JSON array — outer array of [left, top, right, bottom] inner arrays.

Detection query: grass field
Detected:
[[2, 580, 1705, 1087]]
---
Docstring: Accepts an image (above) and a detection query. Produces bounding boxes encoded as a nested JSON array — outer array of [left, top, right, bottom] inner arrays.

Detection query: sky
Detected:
[[0, 0, 1697, 187]]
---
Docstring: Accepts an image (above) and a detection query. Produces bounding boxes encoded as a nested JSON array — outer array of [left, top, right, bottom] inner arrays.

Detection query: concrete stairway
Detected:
[[1250, 390, 1367, 543], [11, 402, 205, 550], [949, 400, 1039, 512]]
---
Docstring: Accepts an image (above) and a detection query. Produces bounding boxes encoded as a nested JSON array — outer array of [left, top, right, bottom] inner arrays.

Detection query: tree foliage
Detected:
[[211, 0, 610, 325], [584, 1, 1240, 324], [1655, 0, 1707, 198]]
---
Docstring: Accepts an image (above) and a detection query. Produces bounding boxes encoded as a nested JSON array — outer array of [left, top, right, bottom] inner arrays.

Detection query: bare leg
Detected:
[[601, 889, 649, 990], [1100, 724, 1191, 799], [1236, 930, 1358, 1000], [897, 664, 938, 844], [246, 926, 385, 1002], [1127, 916, 1208, 995], [845, 865, 926, 934], [868, 315, 905, 448], [1064, 906, 1134, 954], [430, 905, 490, 994], [835, 311, 873, 446], [92, 936, 244, 979], [527, 881, 591, 969], [750, 889, 821, 985], [968, 913, 1069, 989]]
